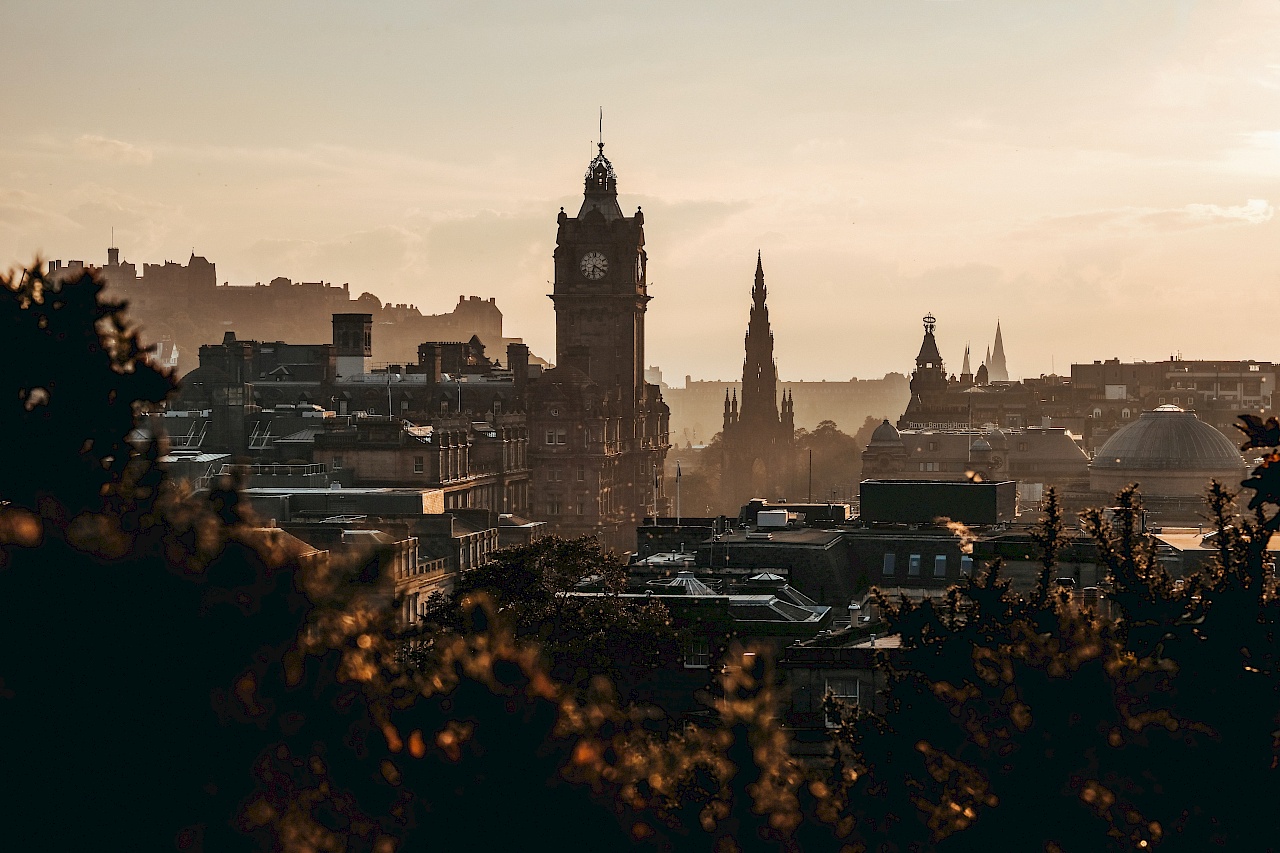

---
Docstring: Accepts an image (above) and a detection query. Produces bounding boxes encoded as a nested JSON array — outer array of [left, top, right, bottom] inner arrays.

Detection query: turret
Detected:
[[333, 313, 372, 378], [781, 389, 795, 434], [909, 313, 949, 397]]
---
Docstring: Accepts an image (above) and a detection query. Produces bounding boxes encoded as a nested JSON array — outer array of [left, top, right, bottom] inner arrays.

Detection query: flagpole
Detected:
[[676, 461, 682, 526]]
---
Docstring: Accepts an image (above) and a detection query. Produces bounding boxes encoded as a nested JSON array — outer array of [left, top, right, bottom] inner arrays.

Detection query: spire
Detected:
[[739, 253, 781, 428], [752, 249, 766, 309], [989, 320, 1009, 382], [961, 344, 971, 377], [579, 138, 624, 220]]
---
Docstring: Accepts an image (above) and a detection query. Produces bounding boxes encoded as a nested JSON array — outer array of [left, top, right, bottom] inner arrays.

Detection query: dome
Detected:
[[1091, 407, 1246, 497], [970, 438, 993, 452], [868, 419, 903, 447], [1093, 408, 1242, 471]]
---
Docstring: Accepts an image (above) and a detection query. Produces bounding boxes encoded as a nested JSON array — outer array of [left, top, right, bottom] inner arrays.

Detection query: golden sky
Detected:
[[4, 1, 1280, 381]]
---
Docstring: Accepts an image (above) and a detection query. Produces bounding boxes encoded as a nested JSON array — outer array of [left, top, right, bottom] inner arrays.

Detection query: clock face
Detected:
[[579, 251, 608, 280]]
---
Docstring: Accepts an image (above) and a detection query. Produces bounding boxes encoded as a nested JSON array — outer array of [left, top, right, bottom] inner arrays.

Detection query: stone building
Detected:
[[862, 419, 1090, 502], [311, 413, 529, 512], [527, 144, 670, 550], [898, 314, 1041, 431], [1069, 358, 1276, 449], [1090, 405, 1247, 500], [720, 254, 796, 508], [53, 249, 528, 373]]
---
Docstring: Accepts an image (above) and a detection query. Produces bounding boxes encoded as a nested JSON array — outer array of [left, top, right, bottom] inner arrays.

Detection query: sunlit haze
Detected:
[[5, 0, 1280, 381]]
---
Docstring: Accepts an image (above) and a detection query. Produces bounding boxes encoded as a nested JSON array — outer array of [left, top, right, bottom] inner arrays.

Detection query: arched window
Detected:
[[1122, 408, 1131, 419], [1092, 408, 1102, 419]]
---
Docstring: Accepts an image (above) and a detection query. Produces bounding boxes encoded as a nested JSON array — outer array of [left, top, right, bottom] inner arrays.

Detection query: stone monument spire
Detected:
[[739, 251, 780, 428]]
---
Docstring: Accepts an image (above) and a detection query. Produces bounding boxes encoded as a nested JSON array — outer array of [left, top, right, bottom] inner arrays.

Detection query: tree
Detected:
[[0, 263, 174, 516], [792, 417, 876, 502], [826, 477, 1280, 851], [417, 535, 682, 699]]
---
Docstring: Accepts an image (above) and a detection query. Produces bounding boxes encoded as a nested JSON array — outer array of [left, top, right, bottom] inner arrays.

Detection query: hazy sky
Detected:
[[4, 1, 1280, 382]]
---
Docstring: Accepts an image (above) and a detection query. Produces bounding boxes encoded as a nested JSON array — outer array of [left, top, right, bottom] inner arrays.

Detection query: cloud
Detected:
[[74, 135, 153, 165], [1012, 199, 1274, 239], [1182, 198, 1273, 225]]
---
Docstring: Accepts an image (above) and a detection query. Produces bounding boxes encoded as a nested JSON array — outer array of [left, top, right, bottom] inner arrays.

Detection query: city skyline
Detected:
[[5, 1, 1280, 381]]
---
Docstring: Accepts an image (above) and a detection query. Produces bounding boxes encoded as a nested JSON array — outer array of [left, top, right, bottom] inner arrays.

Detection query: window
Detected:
[[576, 498, 585, 516], [908, 554, 921, 576], [544, 427, 567, 445], [928, 441, 938, 451], [413, 456, 424, 474], [825, 677, 861, 728], [934, 555, 947, 577], [882, 553, 895, 576], [548, 499, 562, 515], [1092, 408, 1102, 419], [545, 430, 556, 445], [549, 468, 563, 482], [577, 465, 586, 482], [332, 455, 343, 469], [1122, 408, 1131, 419], [684, 637, 710, 668], [1018, 442, 1028, 452], [961, 556, 974, 576]]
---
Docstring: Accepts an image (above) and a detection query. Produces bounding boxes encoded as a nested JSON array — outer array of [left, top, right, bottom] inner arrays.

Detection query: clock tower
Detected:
[[528, 143, 670, 549], [550, 143, 648, 414]]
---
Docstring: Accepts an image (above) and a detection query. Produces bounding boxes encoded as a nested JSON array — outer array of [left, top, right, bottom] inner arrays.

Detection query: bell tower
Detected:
[[550, 143, 648, 417]]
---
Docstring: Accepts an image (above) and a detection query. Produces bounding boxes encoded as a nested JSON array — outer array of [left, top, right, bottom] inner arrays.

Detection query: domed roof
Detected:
[[970, 438, 993, 452], [868, 419, 903, 447], [1093, 407, 1244, 472]]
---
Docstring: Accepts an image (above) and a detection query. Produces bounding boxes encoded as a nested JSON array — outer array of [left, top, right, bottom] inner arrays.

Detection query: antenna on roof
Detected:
[[599, 106, 603, 147]]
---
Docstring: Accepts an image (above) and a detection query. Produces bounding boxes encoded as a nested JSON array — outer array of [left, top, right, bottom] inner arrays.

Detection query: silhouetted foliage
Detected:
[[0, 263, 173, 516], [414, 535, 683, 699], [823, 479, 1280, 851], [0, 264, 820, 852]]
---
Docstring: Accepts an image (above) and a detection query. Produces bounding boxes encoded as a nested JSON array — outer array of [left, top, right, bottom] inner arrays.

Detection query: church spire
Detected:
[[989, 320, 1009, 382]]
